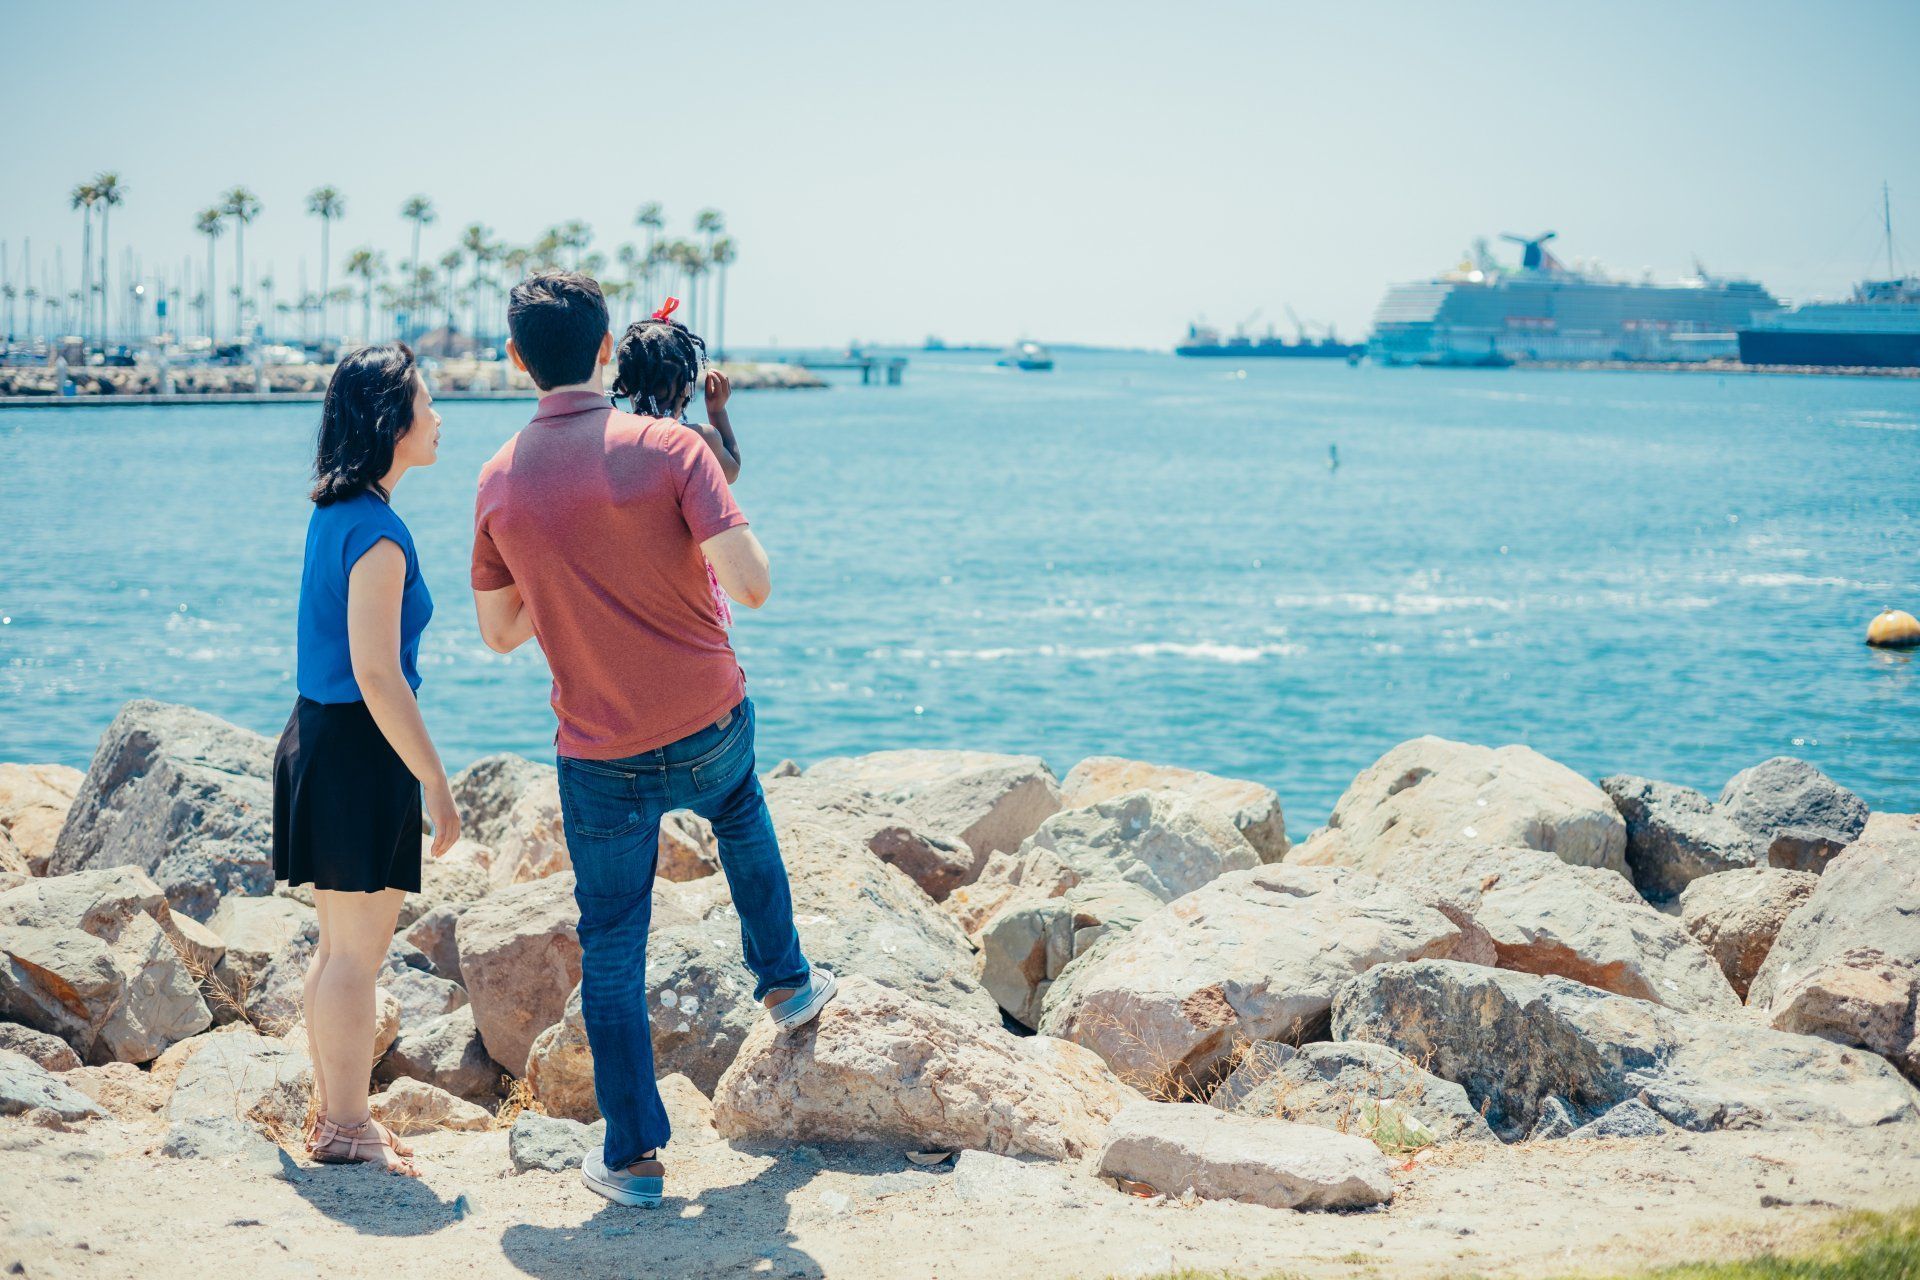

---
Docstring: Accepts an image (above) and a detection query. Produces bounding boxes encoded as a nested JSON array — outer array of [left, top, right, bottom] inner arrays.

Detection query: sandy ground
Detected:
[[2, 1107, 1917, 1280]]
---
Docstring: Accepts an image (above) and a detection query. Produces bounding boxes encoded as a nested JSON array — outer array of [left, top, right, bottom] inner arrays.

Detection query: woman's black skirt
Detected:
[[272, 697, 422, 894]]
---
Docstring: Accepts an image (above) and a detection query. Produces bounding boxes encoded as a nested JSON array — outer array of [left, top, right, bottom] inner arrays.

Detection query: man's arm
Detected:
[[702, 525, 770, 609], [474, 583, 536, 652]]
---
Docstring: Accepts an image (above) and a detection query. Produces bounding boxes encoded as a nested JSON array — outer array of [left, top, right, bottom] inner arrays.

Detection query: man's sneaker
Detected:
[[767, 967, 838, 1033], [582, 1149, 663, 1208]]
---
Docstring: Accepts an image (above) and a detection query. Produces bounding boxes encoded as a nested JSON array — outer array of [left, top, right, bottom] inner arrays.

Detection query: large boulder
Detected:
[[1600, 775, 1769, 901], [1767, 947, 1918, 1081], [1678, 867, 1819, 1000], [764, 774, 974, 901], [1717, 758, 1870, 873], [1290, 737, 1627, 877], [450, 753, 555, 849], [377, 1005, 503, 1101], [1209, 1040, 1496, 1145], [1749, 813, 1919, 1009], [0, 1049, 105, 1122], [0, 867, 212, 1063], [368, 1078, 492, 1134], [0, 1023, 81, 1072], [1039, 864, 1471, 1091], [1060, 757, 1289, 863], [802, 749, 1063, 873], [456, 873, 582, 1074], [165, 1029, 314, 1139], [0, 864, 218, 976], [206, 895, 320, 1029], [1096, 1101, 1393, 1210], [1333, 959, 1920, 1140], [525, 984, 597, 1121], [713, 975, 1132, 1160], [48, 700, 275, 921], [0, 763, 85, 876], [1373, 841, 1740, 1016], [397, 838, 493, 928], [968, 791, 1261, 1027]]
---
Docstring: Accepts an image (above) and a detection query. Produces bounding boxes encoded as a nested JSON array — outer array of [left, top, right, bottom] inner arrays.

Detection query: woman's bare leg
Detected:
[[303, 892, 334, 1122], [310, 887, 412, 1174]]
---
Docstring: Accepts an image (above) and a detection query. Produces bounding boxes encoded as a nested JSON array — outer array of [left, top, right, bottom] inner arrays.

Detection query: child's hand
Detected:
[[704, 368, 732, 415]]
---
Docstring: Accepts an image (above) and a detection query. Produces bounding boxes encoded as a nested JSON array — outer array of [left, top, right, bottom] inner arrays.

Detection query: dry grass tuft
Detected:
[[493, 1074, 544, 1130]]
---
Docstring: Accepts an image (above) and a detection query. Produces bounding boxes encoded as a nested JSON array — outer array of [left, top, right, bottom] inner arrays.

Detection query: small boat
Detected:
[[997, 340, 1053, 371]]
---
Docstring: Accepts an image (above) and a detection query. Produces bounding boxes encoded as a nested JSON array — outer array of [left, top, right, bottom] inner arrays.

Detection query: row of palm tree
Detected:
[[25, 178, 740, 356]]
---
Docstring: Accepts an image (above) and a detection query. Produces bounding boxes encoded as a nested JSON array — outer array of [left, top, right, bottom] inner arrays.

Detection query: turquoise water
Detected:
[[2, 352, 1916, 833]]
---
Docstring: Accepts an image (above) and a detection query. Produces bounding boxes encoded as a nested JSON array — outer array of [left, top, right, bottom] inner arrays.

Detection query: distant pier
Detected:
[[790, 353, 909, 385]]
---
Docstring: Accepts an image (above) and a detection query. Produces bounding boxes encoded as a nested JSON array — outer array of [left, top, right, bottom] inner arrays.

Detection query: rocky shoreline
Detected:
[[1, 700, 1916, 1277]]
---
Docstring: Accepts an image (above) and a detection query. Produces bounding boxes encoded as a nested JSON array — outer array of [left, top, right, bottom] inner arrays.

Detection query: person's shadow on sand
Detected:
[[498, 1153, 824, 1280], [280, 1148, 466, 1237]]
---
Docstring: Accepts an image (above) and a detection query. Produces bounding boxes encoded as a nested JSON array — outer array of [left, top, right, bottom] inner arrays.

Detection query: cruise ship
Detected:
[[1737, 193, 1918, 368], [1370, 233, 1781, 366]]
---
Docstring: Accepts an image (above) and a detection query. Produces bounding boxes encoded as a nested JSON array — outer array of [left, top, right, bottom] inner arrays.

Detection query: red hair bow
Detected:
[[652, 297, 680, 322]]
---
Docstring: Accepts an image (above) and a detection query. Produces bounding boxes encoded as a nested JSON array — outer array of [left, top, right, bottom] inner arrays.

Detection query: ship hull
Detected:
[[1175, 343, 1363, 359], [1737, 329, 1920, 368]]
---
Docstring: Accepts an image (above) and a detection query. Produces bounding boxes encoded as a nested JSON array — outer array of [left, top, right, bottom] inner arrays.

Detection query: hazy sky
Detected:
[[3, 0, 1915, 348]]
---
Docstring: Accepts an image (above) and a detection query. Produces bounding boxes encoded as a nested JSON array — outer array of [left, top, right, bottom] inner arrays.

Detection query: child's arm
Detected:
[[693, 368, 741, 484]]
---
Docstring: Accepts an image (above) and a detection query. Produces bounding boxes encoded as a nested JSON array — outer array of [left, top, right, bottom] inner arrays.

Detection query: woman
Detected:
[[272, 343, 460, 1176]]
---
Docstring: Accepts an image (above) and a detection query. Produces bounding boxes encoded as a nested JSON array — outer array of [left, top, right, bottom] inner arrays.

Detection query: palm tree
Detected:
[[195, 208, 224, 342], [92, 173, 124, 341], [694, 210, 724, 332], [532, 228, 564, 271], [345, 246, 383, 342], [219, 186, 261, 338], [635, 203, 664, 291], [438, 248, 462, 334], [615, 243, 642, 323], [559, 220, 593, 270], [400, 195, 436, 333], [710, 235, 736, 360], [69, 181, 98, 343], [461, 223, 493, 342], [259, 273, 276, 342], [306, 185, 346, 341]]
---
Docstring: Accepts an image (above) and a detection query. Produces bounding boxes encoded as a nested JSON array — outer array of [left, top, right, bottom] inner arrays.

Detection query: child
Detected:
[[610, 298, 742, 623]]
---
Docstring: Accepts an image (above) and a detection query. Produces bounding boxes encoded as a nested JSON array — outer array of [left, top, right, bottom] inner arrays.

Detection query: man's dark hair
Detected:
[[311, 343, 417, 506], [508, 271, 609, 390], [611, 317, 707, 417]]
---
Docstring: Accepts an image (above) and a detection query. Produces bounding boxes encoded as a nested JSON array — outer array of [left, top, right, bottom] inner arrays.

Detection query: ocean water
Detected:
[[2, 351, 1916, 835]]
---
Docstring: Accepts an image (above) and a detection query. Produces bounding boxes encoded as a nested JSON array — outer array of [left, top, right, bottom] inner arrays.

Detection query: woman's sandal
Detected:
[[304, 1114, 414, 1158], [310, 1116, 419, 1176]]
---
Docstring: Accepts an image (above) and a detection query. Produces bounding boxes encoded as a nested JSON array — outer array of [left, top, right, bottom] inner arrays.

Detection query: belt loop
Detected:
[[715, 709, 733, 731]]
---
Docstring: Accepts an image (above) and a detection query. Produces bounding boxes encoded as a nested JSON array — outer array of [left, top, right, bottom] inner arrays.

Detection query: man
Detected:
[[471, 271, 834, 1208]]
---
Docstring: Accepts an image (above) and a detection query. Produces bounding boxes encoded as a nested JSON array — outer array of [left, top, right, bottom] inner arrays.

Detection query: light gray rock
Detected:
[[1750, 813, 1920, 1009], [457, 873, 582, 1075], [1678, 867, 1819, 1000], [948, 1150, 1082, 1204], [377, 1005, 504, 1101], [159, 1114, 288, 1177], [1374, 841, 1740, 1016], [1209, 1040, 1495, 1144], [764, 774, 974, 901], [1096, 1100, 1394, 1210], [1060, 757, 1289, 863], [1600, 775, 1769, 900], [969, 791, 1260, 1027], [401, 903, 465, 985], [1767, 947, 1918, 1082], [803, 749, 1063, 872], [713, 976, 1132, 1161], [0, 1049, 105, 1121], [1040, 864, 1470, 1090], [0, 911, 210, 1064], [48, 700, 276, 921], [1717, 757, 1870, 874], [1332, 960, 1920, 1141], [508, 1112, 605, 1173], [1290, 737, 1627, 877], [451, 754, 556, 850], [397, 840, 493, 929], [1527, 1096, 1579, 1141], [165, 1030, 313, 1137], [380, 966, 467, 1030], [0, 1022, 82, 1072], [1567, 1097, 1671, 1141]]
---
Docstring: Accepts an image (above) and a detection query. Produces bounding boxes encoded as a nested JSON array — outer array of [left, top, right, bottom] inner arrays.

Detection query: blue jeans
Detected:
[[556, 697, 810, 1169]]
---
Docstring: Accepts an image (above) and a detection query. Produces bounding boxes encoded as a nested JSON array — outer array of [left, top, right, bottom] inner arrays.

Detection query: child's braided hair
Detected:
[[611, 298, 708, 418]]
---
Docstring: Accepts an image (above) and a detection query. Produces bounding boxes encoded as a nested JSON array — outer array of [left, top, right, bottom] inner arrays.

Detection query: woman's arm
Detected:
[[473, 582, 536, 653], [348, 540, 460, 854]]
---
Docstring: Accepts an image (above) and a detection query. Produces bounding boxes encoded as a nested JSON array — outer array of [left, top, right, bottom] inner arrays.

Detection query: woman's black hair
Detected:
[[610, 317, 707, 417], [310, 344, 418, 506]]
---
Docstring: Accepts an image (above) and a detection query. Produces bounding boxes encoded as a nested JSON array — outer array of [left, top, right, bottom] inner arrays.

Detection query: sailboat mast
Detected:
[[1886, 181, 1896, 279]]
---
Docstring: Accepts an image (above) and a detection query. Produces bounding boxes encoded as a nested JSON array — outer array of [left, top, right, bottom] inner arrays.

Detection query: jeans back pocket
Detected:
[[558, 758, 646, 840]]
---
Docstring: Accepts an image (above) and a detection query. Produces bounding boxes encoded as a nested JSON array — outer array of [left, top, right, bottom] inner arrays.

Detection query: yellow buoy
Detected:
[[1866, 608, 1920, 649]]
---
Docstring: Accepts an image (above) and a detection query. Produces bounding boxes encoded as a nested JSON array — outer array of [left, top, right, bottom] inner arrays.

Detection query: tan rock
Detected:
[[1750, 813, 1920, 1009], [765, 774, 975, 900], [802, 749, 1063, 872], [398, 837, 494, 927], [368, 1077, 492, 1134], [1291, 737, 1627, 876], [525, 987, 597, 1122], [659, 811, 721, 882], [165, 1029, 314, 1139], [714, 976, 1132, 1160], [66, 1060, 169, 1123], [1374, 841, 1740, 1016], [0, 763, 84, 876], [1039, 864, 1470, 1091], [0, 1022, 81, 1072], [1768, 947, 1919, 1081], [659, 1072, 718, 1144], [457, 873, 581, 1074], [1061, 757, 1289, 862], [1097, 1100, 1394, 1210], [1678, 867, 1819, 1000]]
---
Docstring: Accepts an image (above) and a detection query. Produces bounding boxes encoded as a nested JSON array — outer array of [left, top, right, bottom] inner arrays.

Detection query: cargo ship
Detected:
[[1370, 233, 1780, 366], [1176, 317, 1362, 360], [1737, 189, 1919, 369]]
